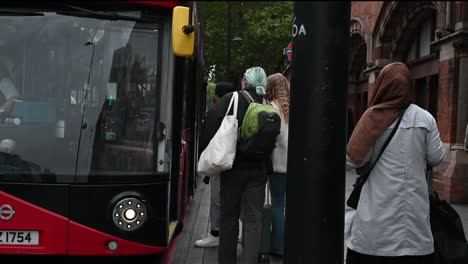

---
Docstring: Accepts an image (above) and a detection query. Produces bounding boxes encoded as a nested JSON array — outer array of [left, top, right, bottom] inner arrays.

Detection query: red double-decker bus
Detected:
[[0, 1, 204, 259]]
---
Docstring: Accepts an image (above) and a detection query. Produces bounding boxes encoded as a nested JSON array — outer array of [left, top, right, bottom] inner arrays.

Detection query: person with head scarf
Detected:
[[199, 66, 269, 264], [345, 62, 445, 263], [264, 73, 290, 259]]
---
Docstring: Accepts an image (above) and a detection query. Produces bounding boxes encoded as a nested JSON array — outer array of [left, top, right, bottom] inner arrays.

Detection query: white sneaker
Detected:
[[194, 233, 219, 247]]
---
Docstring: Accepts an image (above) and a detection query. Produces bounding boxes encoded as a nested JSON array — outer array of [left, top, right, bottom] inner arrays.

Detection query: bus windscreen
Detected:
[[0, 8, 171, 183]]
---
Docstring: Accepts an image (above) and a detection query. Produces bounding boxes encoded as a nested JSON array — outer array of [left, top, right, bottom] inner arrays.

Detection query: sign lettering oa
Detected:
[[292, 17, 307, 37]]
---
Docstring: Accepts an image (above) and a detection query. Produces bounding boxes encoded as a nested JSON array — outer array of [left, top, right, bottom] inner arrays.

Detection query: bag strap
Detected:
[[240, 90, 253, 103], [355, 105, 409, 185], [265, 180, 271, 206], [426, 166, 434, 193], [240, 90, 266, 104], [225, 92, 239, 118]]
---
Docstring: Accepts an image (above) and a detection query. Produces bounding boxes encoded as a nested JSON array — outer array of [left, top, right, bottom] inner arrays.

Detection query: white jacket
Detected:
[[345, 104, 445, 256], [271, 101, 288, 173]]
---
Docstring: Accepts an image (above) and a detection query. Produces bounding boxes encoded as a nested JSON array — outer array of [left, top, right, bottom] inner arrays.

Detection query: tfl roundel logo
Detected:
[[0, 204, 15, 220]]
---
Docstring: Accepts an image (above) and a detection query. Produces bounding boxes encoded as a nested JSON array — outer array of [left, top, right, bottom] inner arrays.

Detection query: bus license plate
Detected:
[[0, 231, 39, 245]]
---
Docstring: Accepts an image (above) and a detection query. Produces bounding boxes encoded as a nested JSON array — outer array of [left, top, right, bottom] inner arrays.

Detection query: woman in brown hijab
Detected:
[[347, 62, 414, 166], [345, 62, 445, 264]]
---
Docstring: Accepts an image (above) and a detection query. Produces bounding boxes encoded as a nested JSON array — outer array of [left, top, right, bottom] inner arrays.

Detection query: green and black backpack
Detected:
[[238, 90, 281, 160]]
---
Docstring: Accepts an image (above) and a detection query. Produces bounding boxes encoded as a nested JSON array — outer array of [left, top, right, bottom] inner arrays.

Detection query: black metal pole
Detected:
[[284, 2, 350, 264], [75, 41, 96, 177], [226, 1, 232, 82]]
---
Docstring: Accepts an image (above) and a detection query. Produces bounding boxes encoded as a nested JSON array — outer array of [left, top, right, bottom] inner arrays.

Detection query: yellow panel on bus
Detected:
[[172, 6, 194, 57]]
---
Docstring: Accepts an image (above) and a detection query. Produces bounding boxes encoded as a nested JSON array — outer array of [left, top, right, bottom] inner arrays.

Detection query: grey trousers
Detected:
[[218, 166, 267, 264], [209, 175, 220, 231]]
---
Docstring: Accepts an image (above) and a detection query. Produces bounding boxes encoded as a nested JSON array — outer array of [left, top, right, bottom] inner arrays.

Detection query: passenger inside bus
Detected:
[[0, 55, 20, 115], [90, 26, 158, 174]]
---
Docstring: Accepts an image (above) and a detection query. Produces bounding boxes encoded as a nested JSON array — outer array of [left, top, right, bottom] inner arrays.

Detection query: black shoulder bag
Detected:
[[427, 167, 468, 263], [346, 107, 407, 209]]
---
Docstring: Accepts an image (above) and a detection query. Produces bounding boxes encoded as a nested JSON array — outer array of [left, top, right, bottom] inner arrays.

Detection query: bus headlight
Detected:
[[112, 197, 147, 231], [123, 208, 137, 222]]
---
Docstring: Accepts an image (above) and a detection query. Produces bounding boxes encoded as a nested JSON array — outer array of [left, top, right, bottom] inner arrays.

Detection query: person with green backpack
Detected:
[[199, 66, 280, 264]]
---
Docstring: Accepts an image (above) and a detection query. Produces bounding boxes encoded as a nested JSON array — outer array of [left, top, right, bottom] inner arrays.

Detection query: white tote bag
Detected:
[[198, 92, 239, 176]]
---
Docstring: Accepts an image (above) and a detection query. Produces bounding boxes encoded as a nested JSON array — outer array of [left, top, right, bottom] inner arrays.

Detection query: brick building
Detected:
[[348, 1, 468, 203]]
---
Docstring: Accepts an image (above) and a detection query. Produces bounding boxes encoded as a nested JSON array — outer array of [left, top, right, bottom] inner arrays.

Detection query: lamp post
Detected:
[[226, 2, 243, 83], [284, 2, 350, 263], [226, 1, 232, 82]]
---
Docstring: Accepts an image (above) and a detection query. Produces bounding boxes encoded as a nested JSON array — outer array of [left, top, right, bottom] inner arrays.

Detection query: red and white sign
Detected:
[[283, 41, 293, 61]]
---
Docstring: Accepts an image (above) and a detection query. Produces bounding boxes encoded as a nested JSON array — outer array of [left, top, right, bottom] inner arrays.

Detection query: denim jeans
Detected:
[[269, 172, 286, 256]]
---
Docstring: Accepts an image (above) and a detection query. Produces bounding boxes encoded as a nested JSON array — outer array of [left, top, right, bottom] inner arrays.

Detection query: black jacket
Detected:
[[199, 86, 269, 171]]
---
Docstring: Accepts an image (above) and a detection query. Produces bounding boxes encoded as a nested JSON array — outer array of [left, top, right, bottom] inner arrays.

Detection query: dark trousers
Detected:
[[219, 166, 267, 264], [346, 248, 434, 264]]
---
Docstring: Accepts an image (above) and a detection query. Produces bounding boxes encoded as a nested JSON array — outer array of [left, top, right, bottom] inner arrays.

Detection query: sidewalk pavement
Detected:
[[173, 172, 468, 264]]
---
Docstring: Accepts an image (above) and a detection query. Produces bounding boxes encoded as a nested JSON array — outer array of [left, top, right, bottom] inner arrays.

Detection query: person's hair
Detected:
[[244, 66, 267, 95], [215, 81, 236, 98], [265, 73, 290, 123]]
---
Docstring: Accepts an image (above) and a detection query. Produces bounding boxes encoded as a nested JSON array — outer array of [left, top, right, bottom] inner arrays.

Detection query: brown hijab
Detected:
[[347, 62, 414, 166]]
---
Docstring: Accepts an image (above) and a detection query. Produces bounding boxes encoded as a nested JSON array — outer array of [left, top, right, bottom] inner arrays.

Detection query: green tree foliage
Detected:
[[205, 81, 216, 111], [199, 1, 293, 86]]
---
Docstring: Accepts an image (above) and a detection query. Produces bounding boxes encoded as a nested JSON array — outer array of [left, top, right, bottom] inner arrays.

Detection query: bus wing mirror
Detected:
[[172, 6, 194, 57]]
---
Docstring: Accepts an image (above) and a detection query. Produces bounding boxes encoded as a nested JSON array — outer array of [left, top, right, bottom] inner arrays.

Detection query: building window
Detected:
[[408, 40, 417, 61], [419, 20, 431, 57], [405, 18, 435, 62], [413, 75, 438, 120], [349, 33, 367, 82], [360, 91, 368, 115]]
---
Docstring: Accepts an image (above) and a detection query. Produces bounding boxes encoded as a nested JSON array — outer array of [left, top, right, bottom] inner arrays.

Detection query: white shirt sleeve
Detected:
[[426, 117, 445, 167], [0, 78, 19, 99]]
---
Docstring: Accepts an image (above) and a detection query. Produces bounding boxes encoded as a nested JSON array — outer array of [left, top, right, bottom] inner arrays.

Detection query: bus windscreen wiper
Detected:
[[57, 5, 156, 23], [0, 9, 44, 16]]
